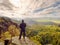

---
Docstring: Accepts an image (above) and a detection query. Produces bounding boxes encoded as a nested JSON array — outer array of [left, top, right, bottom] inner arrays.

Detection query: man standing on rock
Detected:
[[19, 20, 26, 40]]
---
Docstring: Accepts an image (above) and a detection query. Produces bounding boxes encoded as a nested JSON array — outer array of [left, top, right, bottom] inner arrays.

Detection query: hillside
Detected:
[[0, 17, 37, 45]]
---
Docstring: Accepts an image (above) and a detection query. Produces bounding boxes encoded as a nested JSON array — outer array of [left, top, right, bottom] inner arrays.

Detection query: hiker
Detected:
[[19, 20, 26, 40]]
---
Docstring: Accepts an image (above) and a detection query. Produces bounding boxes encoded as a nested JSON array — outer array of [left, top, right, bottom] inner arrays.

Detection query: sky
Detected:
[[0, 0, 60, 19]]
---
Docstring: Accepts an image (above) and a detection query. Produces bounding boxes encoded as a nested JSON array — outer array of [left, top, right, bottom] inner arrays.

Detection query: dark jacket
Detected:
[[20, 23, 26, 31]]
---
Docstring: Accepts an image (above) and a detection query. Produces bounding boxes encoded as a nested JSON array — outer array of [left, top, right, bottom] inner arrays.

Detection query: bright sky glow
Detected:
[[0, 0, 60, 19], [9, 0, 21, 7]]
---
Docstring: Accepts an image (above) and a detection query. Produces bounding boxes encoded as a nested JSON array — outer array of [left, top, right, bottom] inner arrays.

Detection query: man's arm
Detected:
[[25, 23, 26, 27], [19, 24, 22, 28]]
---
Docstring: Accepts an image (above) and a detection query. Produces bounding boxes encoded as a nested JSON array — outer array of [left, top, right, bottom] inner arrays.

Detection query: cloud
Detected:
[[33, 0, 60, 13], [0, 0, 60, 19], [32, 0, 60, 18]]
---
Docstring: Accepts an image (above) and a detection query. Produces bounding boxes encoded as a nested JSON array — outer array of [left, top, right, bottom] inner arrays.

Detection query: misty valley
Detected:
[[0, 17, 60, 45]]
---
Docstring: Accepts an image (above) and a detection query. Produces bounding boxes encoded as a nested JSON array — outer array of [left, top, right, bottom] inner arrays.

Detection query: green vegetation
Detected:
[[52, 20, 60, 24], [0, 17, 60, 45], [35, 20, 51, 22], [0, 17, 20, 42], [26, 25, 60, 45]]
